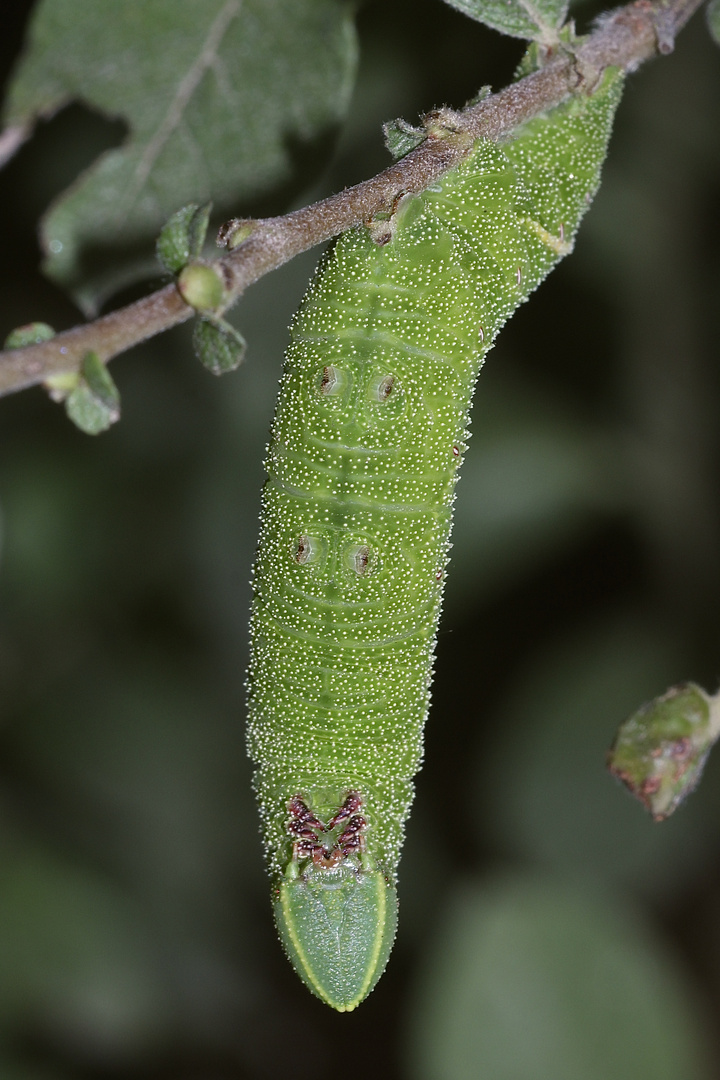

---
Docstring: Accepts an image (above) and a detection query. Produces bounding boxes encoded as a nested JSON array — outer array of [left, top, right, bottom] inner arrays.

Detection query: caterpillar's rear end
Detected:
[[247, 71, 623, 1010]]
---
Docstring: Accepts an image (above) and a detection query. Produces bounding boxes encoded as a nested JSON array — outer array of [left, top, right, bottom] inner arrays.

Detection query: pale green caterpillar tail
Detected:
[[275, 865, 397, 1011]]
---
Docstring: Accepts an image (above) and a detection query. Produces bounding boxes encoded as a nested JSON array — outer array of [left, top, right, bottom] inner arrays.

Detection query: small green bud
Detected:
[[193, 316, 246, 375], [177, 262, 226, 312], [516, 43, 541, 78], [156, 201, 212, 275], [65, 351, 120, 435], [4, 322, 55, 349], [383, 117, 425, 160], [44, 370, 80, 403], [216, 217, 257, 250], [422, 107, 469, 143], [608, 682, 720, 820]]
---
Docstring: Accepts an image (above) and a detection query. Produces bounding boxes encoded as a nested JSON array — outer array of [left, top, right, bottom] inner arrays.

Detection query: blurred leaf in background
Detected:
[[439, 0, 569, 41], [0, 843, 174, 1058], [406, 873, 712, 1080], [2, 0, 358, 313], [447, 363, 626, 606]]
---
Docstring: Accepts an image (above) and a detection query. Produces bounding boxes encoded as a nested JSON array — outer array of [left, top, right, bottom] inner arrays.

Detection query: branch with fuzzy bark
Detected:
[[0, 0, 704, 399]]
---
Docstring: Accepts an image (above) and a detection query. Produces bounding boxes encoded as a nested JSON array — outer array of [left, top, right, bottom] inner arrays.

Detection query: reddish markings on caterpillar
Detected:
[[325, 791, 362, 829], [287, 795, 324, 831], [286, 792, 367, 869]]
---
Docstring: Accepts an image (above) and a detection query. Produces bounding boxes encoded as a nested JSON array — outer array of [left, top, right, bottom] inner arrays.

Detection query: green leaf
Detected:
[[44, 370, 80, 403], [708, 0, 720, 45], [156, 201, 211, 275], [406, 874, 711, 1080], [193, 316, 246, 375], [65, 351, 120, 434], [608, 683, 720, 820], [440, 0, 568, 41], [3, 0, 358, 314], [383, 117, 426, 160], [3, 322, 55, 349]]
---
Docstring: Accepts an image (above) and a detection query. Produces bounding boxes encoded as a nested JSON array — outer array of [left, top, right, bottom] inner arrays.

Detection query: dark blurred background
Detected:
[[1, 1, 720, 1077]]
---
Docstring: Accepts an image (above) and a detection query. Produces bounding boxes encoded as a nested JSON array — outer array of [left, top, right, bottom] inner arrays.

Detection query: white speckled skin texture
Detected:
[[248, 72, 623, 882]]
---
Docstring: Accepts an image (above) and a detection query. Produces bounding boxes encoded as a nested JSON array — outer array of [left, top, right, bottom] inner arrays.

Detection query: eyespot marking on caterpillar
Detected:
[[292, 534, 324, 566], [368, 373, 400, 405], [315, 365, 348, 398], [345, 543, 376, 576]]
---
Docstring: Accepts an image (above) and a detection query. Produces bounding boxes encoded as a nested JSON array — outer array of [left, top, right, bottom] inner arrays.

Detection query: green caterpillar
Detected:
[[247, 69, 623, 1011]]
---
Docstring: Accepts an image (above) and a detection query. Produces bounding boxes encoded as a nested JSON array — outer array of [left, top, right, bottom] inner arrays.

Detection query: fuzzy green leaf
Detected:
[[156, 201, 211, 275], [65, 352, 120, 434], [608, 683, 720, 820], [3, 0, 358, 314], [3, 322, 56, 349], [383, 117, 426, 160], [193, 316, 246, 375], [440, 0, 568, 41], [708, 0, 720, 44]]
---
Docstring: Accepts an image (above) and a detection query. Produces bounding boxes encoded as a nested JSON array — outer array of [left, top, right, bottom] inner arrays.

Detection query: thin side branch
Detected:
[[0, 0, 704, 399]]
